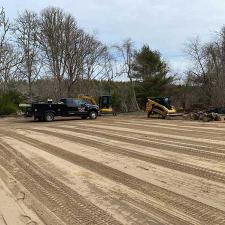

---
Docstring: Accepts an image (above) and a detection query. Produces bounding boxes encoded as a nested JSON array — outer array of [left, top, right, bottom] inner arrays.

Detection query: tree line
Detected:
[[0, 6, 175, 113], [1, 6, 225, 115]]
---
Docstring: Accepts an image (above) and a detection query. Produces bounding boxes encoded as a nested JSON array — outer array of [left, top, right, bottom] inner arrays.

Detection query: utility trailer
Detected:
[[25, 98, 99, 122]]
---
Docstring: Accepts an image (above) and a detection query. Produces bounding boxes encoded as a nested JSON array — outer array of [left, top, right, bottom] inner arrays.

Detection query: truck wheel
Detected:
[[44, 112, 54, 122], [89, 111, 97, 120]]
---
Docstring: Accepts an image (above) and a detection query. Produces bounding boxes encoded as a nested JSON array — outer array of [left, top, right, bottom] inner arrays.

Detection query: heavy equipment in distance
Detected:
[[146, 97, 183, 119], [78, 95, 113, 115]]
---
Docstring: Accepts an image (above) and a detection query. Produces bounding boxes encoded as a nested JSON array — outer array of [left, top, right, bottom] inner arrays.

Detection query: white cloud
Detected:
[[1, 0, 225, 72]]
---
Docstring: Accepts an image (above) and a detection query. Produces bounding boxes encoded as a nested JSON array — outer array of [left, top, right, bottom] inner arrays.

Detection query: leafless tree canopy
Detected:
[[0, 8, 21, 91], [39, 7, 68, 98], [185, 28, 225, 108], [36, 7, 108, 98], [113, 39, 140, 111], [14, 10, 41, 101]]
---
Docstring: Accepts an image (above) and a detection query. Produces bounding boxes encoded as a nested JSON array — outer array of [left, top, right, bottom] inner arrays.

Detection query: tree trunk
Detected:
[[28, 76, 32, 103], [67, 84, 73, 98], [130, 78, 140, 111]]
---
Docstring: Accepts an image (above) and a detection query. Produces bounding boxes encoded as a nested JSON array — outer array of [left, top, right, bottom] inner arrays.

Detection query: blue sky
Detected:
[[1, 0, 225, 73]]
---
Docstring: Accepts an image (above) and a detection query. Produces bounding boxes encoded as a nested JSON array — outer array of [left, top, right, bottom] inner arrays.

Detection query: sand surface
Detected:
[[0, 115, 225, 224]]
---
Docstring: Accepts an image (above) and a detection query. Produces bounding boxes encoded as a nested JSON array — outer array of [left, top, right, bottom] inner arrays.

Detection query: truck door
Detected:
[[75, 99, 88, 115], [65, 98, 79, 116]]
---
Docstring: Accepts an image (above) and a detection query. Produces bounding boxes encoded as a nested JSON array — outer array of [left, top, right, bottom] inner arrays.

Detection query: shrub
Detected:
[[0, 102, 17, 115], [0, 91, 23, 115]]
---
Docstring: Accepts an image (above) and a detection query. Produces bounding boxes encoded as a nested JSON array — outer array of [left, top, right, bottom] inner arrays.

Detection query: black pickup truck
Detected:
[[25, 98, 99, 122]]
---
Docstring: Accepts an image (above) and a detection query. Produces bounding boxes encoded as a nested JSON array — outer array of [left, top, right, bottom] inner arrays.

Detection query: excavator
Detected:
[[78, 95, 113, 114], [146, 97, 182, 119], [99, 95, 113, 114]]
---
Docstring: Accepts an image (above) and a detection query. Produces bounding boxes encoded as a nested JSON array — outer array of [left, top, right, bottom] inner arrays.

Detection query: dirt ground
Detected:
[[0, 115, 225, 225]]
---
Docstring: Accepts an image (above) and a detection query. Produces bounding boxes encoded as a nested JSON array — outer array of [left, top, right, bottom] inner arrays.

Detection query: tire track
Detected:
[[63, 123, 225, 152], [77, 122, 225, 149], [119, 118, 225, 130], [97, 121, 225, 141], [6, 136, 195, 225], [0, 141, 122, 225], [2, 130, 225, 224], [126, 120, 225, 134], [32, 128, 225, 185], [113, 119, 220, 132], [114, 120, 225, 138], [54, 125, 225, 161], [88, 183, 195, 225]]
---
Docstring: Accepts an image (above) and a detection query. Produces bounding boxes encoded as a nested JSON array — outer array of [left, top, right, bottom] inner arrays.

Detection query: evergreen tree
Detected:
[[133, 45, 174, 107]]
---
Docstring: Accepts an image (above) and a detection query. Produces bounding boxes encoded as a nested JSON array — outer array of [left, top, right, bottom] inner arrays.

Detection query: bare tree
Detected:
[[0, 43, 20, 91], [114, 39, 140, 111], [82, 36, 108, 94], [39, 7, 108, 98], [0, 7, 20, 91], [185, 38, 212, 105], [64, 18, 80, 96], [64, 19, 108, 97], [0, 7, 10, 58], [14, 10, 41, 101], [185, 38, 207, 77], [39, 7, 67, 98], [64, 24, 90, 97], [99, 50, 121, 96], [84, 37, 107, 80], [185, 31, 225, 107], [101, 51, 116, 80], [204, 33, 225, 106]]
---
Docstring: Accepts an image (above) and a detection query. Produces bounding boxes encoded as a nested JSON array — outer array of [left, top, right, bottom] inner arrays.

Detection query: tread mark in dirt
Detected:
[[33, 128, 225, 186], [0, 141, 122, 225], [2, 130, 225, 225], [57, 125, 225, 160]]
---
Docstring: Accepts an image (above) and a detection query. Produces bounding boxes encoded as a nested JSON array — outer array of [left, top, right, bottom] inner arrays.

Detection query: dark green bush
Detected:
[[0, 91, 24, 115], [0, 102, 17, 115]]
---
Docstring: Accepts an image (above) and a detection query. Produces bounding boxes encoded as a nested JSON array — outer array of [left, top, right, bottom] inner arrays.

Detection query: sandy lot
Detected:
[[0, 115, 225, 225]]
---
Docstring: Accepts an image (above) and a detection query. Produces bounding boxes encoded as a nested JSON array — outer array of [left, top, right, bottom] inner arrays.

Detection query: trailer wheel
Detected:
[[89, 111, 97, 120], [44, 112, 54, 122]]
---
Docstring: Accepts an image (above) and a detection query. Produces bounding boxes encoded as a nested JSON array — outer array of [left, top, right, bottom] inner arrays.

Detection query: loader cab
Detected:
[[99, 95, 113, 114], [151, 97, 172, 110]]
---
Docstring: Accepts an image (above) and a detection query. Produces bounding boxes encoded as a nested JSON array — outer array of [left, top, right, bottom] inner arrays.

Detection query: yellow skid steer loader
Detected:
[[146, 97, 182, 119]]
